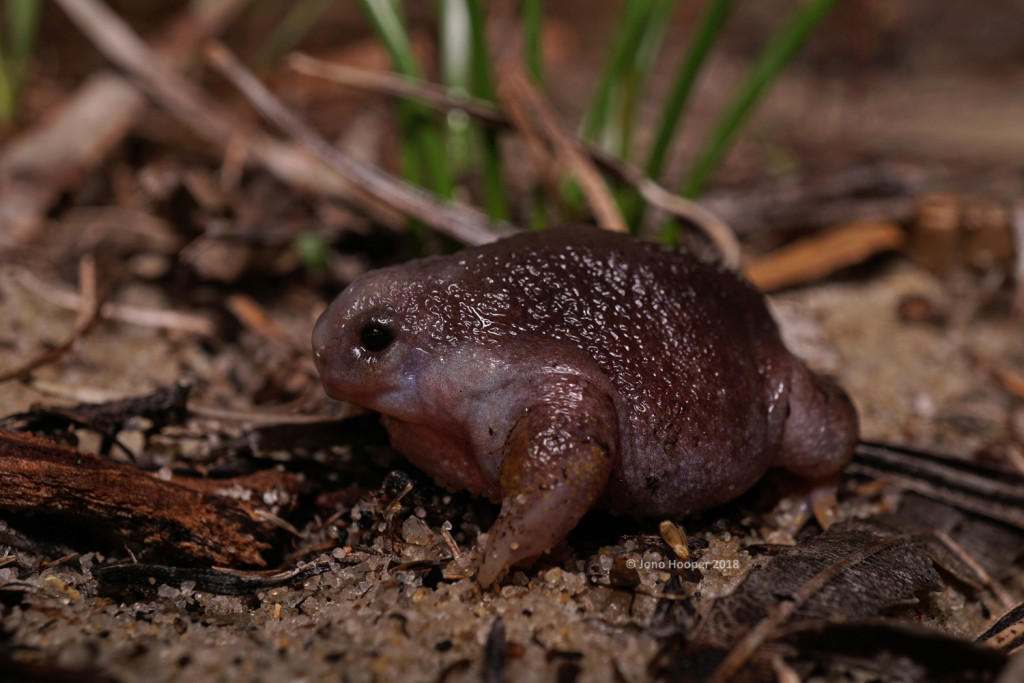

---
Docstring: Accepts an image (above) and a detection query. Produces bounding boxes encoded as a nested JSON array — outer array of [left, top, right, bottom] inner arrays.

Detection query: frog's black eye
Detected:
[[359, 322, 394, 353]]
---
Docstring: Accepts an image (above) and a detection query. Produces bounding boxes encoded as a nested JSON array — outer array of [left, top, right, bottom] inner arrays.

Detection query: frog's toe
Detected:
[[477, 495, 568, 586], [766, 475, 840, 541], [809, 483, 839, 530]]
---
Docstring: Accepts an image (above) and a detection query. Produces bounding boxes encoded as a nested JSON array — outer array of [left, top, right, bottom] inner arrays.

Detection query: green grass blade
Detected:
[[359, 0, 422, 77], [464, 0, 509, 220], [522, 0, 543, 83], [580, 0, 655, 147], [358, 0, 454, 199], [440, 0, 472, 94], [616, 0, 678, 159], [440, 0, 507, 218], [1, 0, 43, 123], [681, 0, 838, 198], [644, 0, 735, 182], [253, 0, 337, 70], [0, 26, 11, 124], [439, 0, 474, 173], [464, 0, 496, 99], [7, 0, 41, 63], [621, 0, 734, 228]]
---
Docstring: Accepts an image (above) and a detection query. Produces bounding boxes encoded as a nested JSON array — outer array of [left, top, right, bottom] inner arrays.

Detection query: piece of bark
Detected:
[[166, 468, 302, 517], [0, 429, 277, 566]]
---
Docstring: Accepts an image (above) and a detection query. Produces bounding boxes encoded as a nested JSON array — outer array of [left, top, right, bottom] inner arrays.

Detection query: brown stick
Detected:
[[486, 27, 626, 234], [287, 54, 506, 127], [0, 430, 279, 566], [744, 220, 907, 292]]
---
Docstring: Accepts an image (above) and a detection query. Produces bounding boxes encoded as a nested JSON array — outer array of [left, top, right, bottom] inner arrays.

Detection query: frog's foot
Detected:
[[477, 448, 609, 585], [808, 483, 839, 530], [778, 362, 858, 482], [768, 362, 855, 540], [476, 377, 618, 586]]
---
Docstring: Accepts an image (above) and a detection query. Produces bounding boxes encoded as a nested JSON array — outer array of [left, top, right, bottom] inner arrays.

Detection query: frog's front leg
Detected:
[[477, 375, 618, 586]]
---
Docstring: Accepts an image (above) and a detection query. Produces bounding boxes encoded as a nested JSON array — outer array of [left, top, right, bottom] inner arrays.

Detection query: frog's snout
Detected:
[[312, 304, 345, 397], [312, 305, 333, 362]]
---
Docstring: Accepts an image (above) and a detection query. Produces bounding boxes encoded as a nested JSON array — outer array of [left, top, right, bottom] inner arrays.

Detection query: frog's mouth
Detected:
[[315, 357, 430, 425]]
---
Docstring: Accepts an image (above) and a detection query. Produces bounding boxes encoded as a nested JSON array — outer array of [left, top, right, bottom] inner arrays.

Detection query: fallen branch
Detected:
[[0, 429, 282, 566]]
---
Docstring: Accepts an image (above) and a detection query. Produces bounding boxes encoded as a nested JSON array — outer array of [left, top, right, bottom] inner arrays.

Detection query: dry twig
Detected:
[[55, 0, 502, 245], [12, 266, 213, 336], [934, 530, 1014, 609], [288, 53, 742, 268], [203, 42, 508, 245], [485, 16, 626, 234], [225, 294, 309, 358], [745, 220, 907, 292]]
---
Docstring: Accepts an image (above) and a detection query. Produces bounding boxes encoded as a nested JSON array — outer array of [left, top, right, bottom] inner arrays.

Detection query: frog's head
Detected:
[[312, 267, 432, 421]]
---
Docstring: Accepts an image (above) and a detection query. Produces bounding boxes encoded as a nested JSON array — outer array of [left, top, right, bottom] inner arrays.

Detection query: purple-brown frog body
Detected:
[[312, 226, 857, 584]]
